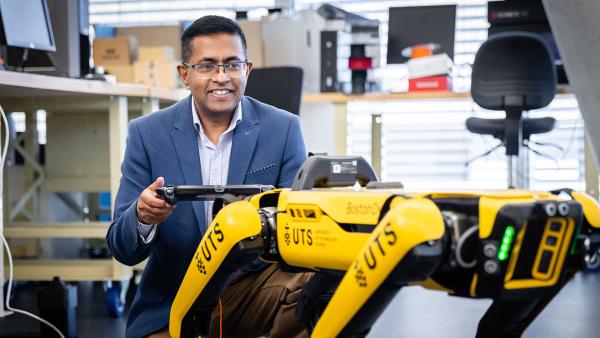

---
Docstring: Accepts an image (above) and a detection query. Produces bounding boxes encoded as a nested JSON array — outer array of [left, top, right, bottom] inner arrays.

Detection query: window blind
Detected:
[[89, 0, 276, 25]]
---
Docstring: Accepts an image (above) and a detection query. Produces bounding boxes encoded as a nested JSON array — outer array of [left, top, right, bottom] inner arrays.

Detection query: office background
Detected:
[[1, 1, 598, 337]]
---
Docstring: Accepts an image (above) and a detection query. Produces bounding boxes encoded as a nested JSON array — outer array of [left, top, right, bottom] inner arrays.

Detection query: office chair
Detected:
[[466, 31, 557, 188], [244, 66, 304, 116]]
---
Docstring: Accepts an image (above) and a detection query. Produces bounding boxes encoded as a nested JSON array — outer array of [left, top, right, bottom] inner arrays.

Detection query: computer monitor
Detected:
[[387, 5, 456, 64], [0, 0, 90, 78], [488, 0, 567, 84], [0, 0, 55, 52]]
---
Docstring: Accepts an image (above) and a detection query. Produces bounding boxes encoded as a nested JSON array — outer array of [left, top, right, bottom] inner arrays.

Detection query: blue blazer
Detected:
[[106, 95, 306, 338]]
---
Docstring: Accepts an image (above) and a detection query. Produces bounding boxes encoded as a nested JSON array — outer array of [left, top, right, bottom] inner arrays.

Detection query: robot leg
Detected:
[[169, 201, 264, 338]]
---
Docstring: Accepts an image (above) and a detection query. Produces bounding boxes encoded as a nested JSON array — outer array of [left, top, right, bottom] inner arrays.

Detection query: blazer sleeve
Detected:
[[106, 119, 154, 266], [277, 114, 307, 188]]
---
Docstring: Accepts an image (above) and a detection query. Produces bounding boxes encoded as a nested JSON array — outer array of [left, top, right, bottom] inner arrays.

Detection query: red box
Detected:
[[408, 75, 452, 92]]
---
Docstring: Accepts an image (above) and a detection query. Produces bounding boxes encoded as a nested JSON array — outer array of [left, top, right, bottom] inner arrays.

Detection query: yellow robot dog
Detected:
[[159, 156, 600, 338]]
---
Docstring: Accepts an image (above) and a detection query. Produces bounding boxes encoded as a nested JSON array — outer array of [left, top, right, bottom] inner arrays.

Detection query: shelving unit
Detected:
[[0, 71, 167, 316]]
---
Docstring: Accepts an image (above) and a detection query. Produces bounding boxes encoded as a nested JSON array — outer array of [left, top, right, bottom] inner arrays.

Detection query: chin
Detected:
[[208, 103, 237, 115]]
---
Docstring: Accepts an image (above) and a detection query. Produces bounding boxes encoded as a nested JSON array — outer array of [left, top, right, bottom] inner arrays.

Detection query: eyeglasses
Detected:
[[183, 61, 250, 79]]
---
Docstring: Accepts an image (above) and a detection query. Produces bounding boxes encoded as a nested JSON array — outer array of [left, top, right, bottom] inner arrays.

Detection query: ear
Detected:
[[177, 64, 190, 89], [245, 61, 254, 77]]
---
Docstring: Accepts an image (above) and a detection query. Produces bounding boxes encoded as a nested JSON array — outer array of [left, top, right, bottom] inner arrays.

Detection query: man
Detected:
[[107, 16, 310, 338]]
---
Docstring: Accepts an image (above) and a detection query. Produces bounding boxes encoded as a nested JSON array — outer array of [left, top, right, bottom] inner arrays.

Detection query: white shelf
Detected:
[[4, 221, 110, 238], [4, 259, 131, 281]]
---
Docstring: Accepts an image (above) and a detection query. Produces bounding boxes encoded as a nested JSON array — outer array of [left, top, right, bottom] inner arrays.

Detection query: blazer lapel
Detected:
[[170, 95, 206, 232], [228, 97, 260, 184]]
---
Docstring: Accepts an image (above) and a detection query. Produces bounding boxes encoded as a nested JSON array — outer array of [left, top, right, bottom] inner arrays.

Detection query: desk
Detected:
[[0, 71, 172, 313]]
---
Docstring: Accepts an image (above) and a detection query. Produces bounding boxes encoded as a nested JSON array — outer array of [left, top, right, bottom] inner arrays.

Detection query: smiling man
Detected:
[[106, 16, 310, 338]]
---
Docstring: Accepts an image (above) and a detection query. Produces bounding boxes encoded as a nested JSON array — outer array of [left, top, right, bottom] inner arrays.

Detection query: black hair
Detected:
[[181, 15, 247, 62]]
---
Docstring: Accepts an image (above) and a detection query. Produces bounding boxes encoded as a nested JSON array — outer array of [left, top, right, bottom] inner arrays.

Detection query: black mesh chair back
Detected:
[[244, 66, 304, 116], [468, 31, 557, 156]]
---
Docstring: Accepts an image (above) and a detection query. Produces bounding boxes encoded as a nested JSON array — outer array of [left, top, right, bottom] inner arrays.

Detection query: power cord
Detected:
[[0, 103, 65, 338]]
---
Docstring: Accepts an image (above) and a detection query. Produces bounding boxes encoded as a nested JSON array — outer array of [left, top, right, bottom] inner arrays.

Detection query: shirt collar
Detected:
[[192, 98, 243, 136]]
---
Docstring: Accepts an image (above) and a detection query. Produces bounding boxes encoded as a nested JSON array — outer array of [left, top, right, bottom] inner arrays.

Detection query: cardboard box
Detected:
[[93, 36, 137, 66], [104, 64, 135, 83], [117, 25, 182, 62], [138, 46, 176, 62], [134, 60, 179, 88], [238, 20, 264, 67]]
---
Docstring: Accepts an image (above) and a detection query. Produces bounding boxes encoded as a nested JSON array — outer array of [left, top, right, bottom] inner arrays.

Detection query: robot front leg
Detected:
[[476, 286, 566, 338], [169, 201, 265, 338], [311, 198, 447, 338]]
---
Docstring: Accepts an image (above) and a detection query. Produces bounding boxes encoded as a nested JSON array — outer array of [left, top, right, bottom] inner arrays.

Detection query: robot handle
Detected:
[[291, 155, 378, 191]]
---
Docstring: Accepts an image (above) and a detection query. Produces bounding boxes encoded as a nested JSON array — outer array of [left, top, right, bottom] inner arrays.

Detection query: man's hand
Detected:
[[136, 177, 175, 224]]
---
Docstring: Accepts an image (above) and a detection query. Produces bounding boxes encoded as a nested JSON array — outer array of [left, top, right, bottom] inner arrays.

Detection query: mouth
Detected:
[[208, 89, 234, 98]]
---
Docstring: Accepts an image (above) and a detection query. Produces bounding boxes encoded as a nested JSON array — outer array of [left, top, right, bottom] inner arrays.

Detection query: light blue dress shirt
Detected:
[[192, 99, 243, 226]]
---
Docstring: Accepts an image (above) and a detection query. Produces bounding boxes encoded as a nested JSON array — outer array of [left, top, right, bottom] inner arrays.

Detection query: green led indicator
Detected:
[[498, 226, 516, 261]]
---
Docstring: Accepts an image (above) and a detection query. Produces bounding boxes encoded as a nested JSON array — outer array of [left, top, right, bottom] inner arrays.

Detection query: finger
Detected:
[[139, 205, 173, 223], [142, 193, 171, 209], [147, 176, 165, 192], [139, 197, 173, 211]]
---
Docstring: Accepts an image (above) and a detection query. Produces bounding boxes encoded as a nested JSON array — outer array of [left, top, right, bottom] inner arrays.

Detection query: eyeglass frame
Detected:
[[181, 60, 252, 79]]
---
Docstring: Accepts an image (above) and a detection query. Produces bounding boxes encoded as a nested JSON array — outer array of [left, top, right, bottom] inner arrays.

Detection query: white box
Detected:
[[407, 53, 453, 79]]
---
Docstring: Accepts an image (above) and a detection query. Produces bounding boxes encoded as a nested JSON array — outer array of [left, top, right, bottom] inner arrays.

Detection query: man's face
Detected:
[[177, 33, 252, 118]]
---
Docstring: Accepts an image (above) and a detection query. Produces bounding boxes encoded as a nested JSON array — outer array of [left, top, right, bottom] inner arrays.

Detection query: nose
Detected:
[[213, 65, 230, 83]]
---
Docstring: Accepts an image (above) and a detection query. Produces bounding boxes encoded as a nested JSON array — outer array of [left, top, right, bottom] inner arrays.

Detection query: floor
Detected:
[[0, 281, 129, 338], [370, 272, 600, 338], [1, 272, 599, 337]]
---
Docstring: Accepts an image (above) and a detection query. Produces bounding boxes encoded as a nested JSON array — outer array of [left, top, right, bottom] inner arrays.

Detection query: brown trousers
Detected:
[[147, 264, 312, 338]]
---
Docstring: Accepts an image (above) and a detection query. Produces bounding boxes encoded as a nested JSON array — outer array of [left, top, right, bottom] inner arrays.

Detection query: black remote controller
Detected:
[[155, 184, 275, 205]]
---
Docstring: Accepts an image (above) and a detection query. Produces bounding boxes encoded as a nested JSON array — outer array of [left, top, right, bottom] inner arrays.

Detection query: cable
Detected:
[[1, 234, 65, 338], [19, 49, 29, 72], [219, 298, 223, 338], [455, 225, 479, 269], [561, 117, 584, 160], [0, 103, 65, 338]]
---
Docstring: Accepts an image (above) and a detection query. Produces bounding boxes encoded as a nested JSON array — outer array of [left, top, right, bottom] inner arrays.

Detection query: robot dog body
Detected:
[[166, 157, 600, 338]]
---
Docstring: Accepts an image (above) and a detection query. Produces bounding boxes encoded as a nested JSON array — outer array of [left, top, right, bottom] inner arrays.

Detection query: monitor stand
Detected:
[[2, 46, 56, 74], [17, 49, 55, 74]]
